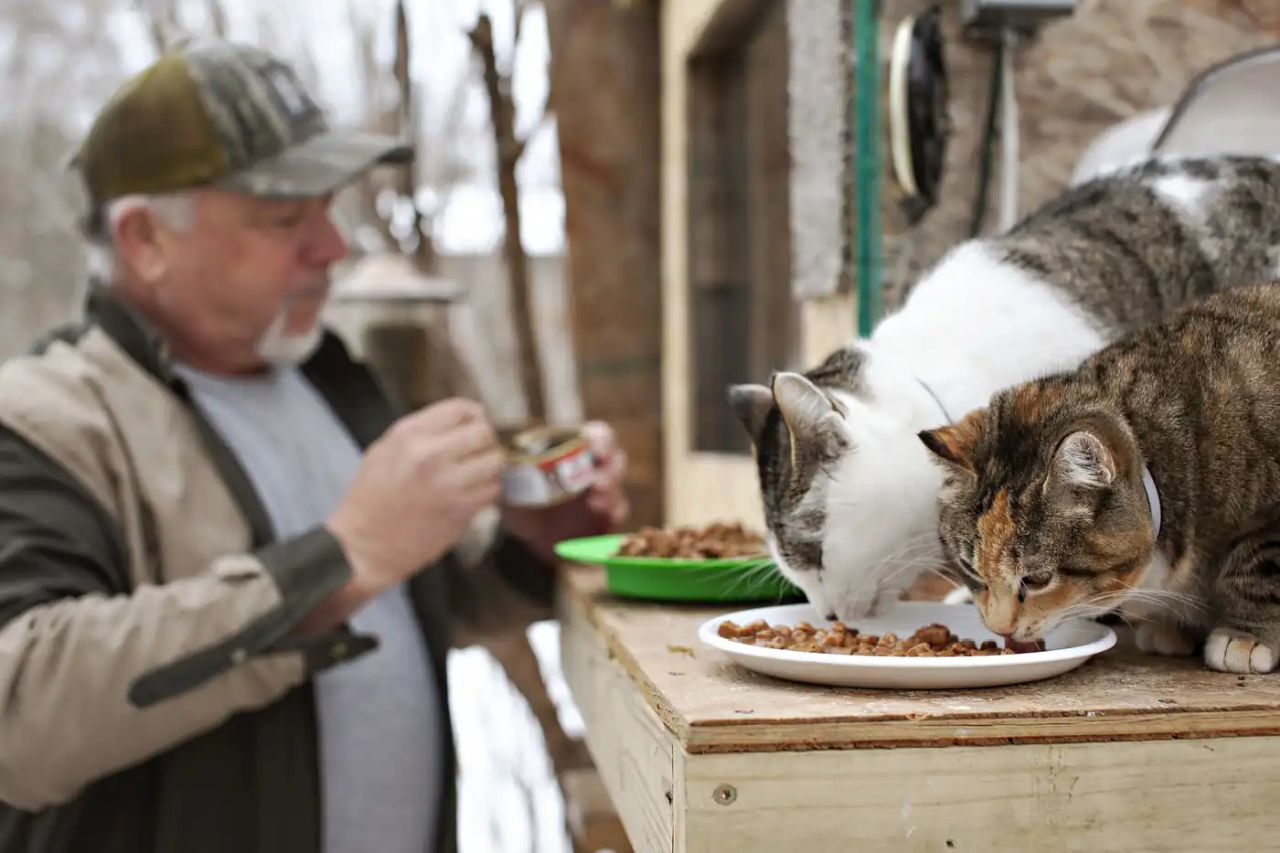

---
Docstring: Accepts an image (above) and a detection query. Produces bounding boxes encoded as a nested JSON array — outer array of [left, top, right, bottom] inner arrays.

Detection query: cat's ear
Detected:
[[727, 384, 774, 445], [771, 372, 845, 430], [770, 372, 850, 455], [1048, 430, 1116, 491], [918, 410, 984, 474]]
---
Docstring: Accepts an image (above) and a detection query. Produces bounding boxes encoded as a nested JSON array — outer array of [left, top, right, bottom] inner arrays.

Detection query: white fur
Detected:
[[1153, 174, 1210, 218], [1204, 629, 1278, 674], [775, 242, 1109, 621]]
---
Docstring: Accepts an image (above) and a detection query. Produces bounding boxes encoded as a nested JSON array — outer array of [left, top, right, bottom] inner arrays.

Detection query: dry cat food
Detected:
[[617, 521, 766, 559], [716, 619, 1043, 656]]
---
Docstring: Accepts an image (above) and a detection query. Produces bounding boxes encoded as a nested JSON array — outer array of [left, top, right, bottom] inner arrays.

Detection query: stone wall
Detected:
[[881, 0, 1280, 308]]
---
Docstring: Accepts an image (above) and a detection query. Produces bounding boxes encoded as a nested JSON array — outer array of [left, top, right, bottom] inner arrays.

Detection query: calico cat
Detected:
[[919, 284, 1280, 674], [731, 155, 1280, 622]]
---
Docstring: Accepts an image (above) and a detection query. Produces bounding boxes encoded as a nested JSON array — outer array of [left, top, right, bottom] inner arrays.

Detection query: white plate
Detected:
[[697, 602, 1116, 690]]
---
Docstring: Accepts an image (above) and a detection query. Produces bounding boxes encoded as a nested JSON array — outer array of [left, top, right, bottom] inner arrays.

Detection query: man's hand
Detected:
[[317, 399, 502, 624], [502, 421, 630, 563]]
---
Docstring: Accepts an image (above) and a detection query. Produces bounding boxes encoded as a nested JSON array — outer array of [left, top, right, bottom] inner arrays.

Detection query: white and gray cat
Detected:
[[731, 155, 1280, 622]]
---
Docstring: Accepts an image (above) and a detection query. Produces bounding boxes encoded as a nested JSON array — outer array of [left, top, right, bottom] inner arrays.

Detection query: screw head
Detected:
[[712, 784, 737, 806]]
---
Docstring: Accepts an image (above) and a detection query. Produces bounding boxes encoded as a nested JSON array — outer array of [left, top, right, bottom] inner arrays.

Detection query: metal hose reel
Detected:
[[887, 6, 950, 225]]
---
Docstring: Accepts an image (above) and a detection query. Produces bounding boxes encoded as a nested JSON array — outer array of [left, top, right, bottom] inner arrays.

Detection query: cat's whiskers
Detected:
[[869, 538, 947, 590], [1113, 585, 1206, 622], [872, 534, 944, 572], [718, 556, 784, 599]]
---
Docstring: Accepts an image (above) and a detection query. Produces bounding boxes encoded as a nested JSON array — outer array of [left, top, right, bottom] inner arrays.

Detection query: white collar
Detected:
[[1141, 464, 1161, 541]]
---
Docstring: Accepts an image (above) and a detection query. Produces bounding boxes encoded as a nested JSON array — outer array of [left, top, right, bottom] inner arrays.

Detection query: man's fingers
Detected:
[[401, 398, 487, 433], [427, 419, 501, 463], [449, 446, 506, 494], [582, 421, 617, 463], [599, 447, 627, 484]]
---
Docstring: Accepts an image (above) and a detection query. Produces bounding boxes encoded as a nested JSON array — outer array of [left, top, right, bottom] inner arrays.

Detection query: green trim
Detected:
[[853, 0, 883, 337]]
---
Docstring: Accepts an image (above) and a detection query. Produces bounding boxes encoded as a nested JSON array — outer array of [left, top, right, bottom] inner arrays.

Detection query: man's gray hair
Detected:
[[85, 192, 199, 281]]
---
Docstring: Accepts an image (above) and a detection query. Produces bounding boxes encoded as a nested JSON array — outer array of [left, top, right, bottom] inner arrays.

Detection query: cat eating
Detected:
[[920, 284, 1280, 674], [731, 156, 1280, 623]]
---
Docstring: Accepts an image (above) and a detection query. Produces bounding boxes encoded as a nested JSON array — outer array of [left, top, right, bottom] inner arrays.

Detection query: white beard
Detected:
[[253, 306, 324, 366]]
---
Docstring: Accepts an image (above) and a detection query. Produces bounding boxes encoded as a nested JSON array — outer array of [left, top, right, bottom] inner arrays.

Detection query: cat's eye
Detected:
[[1018, 574, 1053, 601]]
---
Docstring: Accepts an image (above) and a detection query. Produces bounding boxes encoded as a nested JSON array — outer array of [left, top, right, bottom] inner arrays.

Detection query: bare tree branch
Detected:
[[394, 0, 412, 130], [392, 0, 436, 271], [206, 0, 229, 38], [468, 12, 546, 423], [513, 100, 555, 162], [135, 0, 168, 54]]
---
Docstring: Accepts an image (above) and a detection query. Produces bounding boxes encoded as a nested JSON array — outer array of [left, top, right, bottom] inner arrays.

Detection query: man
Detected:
[[0, 39, 628, 853]]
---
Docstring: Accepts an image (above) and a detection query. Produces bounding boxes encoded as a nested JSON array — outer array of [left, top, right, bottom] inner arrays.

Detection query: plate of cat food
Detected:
[[698, 602, 1116, 689], [554, 522, 804, 602]]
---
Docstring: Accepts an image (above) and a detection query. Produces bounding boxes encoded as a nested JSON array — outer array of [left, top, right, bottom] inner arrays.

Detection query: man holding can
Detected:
[[0, 39, 628, 853]]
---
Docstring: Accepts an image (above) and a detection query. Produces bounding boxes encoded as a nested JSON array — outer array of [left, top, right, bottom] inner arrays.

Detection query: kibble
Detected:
[[617, 521, 765, 559], [716, 619, 1026, 656]]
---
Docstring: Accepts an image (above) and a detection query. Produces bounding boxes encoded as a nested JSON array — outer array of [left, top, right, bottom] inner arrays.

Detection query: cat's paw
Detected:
[[1203, 629, 1279, 674], [1135, 621, 1198, 657], [942, 586, 973, 605]]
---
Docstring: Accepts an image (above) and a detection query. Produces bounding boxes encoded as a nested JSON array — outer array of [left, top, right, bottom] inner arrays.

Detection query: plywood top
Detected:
[[560, 566, 1280, 754]]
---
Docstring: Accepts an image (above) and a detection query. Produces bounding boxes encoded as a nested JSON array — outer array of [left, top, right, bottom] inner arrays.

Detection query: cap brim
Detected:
[[214, 130, 413, 198]]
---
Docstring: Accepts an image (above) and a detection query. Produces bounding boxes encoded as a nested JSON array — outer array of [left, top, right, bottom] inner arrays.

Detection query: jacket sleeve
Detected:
[[0, 428, 371, 811]]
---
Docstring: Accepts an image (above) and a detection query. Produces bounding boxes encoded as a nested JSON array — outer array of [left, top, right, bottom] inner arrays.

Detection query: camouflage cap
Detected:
[[73, 39, 411, 232]]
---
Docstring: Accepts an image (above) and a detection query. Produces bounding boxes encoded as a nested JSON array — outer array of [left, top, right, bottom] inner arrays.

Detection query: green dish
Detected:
[[554, 533, 805, 603]]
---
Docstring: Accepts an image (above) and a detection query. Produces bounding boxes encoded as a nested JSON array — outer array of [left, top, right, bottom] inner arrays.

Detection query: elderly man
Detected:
[[0, 39, 628, 853]]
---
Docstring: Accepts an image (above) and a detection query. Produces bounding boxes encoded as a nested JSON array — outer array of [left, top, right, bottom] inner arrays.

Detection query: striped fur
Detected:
[[923, 285, 1280, 673]]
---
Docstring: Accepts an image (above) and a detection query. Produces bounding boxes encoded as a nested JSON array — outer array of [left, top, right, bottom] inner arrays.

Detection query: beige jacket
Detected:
[[0, 290, 549, 853]]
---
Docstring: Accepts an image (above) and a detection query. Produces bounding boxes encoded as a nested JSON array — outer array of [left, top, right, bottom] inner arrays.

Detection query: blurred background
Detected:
[[2, 0, 1279, 851]]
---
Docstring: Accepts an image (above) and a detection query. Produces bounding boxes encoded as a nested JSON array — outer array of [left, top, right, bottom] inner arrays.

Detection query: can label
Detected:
[[502, 427, 596, 507]]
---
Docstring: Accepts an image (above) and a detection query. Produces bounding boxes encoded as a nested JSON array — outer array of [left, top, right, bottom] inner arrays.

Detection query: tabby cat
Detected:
[[921, 284, 1280, 674], [731, 156, 1280, 622]]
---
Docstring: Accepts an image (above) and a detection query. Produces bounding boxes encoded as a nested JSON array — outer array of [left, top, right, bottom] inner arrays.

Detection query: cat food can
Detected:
[[501, 426, 596, 508]]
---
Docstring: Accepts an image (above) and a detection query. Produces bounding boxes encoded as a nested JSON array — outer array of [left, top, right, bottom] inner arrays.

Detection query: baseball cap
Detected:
[[73, 39, 412, 234]]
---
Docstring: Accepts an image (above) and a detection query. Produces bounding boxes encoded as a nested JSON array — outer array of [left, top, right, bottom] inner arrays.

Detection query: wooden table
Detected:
[[557, 565, 1280, 852]]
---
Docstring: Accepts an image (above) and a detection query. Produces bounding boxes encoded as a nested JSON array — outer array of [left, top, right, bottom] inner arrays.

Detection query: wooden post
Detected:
[[544, 0, 664, 525]]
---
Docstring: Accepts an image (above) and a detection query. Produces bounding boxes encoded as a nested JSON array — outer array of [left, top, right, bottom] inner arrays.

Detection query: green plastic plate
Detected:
[[554, 534, 804, 603]]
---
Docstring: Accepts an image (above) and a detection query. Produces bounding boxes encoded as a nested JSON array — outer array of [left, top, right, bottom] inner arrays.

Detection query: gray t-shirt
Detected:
[[176, 364, 441, 853]]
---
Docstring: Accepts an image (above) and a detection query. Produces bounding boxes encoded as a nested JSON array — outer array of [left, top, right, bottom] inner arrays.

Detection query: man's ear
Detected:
[[111, 201, 171, 283]]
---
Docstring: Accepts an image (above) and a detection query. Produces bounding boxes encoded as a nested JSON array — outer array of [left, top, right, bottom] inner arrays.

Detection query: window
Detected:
[[687, 0, 798, 454]]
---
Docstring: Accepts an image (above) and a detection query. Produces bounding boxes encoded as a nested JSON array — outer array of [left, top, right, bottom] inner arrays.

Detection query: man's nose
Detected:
[[303, 214, 349, 266]]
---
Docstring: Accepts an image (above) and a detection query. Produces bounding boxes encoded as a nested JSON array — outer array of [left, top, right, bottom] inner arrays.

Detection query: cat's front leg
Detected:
[[1205, 535, 1280, 673], [1134, 620, 1199, 657], [1203, 628, 1279, 674]]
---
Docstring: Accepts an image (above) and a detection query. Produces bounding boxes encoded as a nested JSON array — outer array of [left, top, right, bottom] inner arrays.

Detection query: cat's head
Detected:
[[728, 348, 949, 620], [918, 384, 1158, 642]]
